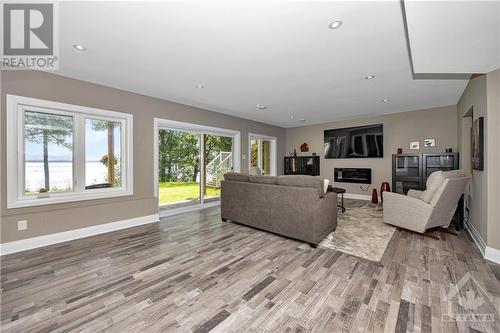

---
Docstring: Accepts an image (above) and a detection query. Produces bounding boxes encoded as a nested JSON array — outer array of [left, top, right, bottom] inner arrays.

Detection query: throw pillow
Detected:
[[324, 179, 330, 194], [224, 172, 250, 182]]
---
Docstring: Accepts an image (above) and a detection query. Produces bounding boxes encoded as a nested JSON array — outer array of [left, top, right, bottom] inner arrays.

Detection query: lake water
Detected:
[[25, 161, 108, 192]]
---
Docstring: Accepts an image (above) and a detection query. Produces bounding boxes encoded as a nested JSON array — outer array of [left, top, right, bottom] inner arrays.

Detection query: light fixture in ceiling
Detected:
[[73, 44, 86, 51], [328, 20, 343, 30], [382, 98, 390, 103], [290, 115, 295, 119], [195, 84, 204, 88], [256, 104, 267, 110], [365, 75, 375, 80]]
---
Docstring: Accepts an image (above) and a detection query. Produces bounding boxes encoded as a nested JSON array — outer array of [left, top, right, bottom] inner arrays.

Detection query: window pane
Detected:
[[24, 111, 74, 195], [85, 119, 122, 189], [250, 139, 258, 167], [204, 134, 233, 203], [261, 140, 271, 175], [158, 129, 201, 211]]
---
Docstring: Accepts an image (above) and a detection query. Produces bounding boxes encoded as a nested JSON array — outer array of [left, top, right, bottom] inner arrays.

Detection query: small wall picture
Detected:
[[410, 141, 420, 150], [472, 117, 484, 170], [424, 138, 436, 147]]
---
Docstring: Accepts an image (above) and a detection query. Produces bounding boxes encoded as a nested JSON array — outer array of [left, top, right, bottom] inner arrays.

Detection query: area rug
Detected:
[[319, 199, 396, 262]]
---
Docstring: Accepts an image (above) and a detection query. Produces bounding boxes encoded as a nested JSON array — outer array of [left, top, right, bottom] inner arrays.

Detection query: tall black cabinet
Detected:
[[392, 154, 423, 194], [284, 156, 320, 176], [392, 152, 459, 194], [422, 153, 460, 186]]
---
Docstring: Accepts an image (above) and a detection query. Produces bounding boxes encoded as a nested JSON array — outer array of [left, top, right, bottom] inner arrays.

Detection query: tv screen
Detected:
[[324, 124, 383, 159]]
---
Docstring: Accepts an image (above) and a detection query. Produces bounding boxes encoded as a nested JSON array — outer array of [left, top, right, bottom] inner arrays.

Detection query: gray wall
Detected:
[[486, 69, 500, 250], [1, 70, 285, 243], [456, 70, 500, 252], [457, 75, 488, 244], [285, 106, 458, 196]]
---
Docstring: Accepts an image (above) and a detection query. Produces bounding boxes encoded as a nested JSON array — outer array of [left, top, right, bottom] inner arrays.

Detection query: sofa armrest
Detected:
[[383, 192, 433, 233], [312, 192, 338, 244], [407, 189, 422, 199]]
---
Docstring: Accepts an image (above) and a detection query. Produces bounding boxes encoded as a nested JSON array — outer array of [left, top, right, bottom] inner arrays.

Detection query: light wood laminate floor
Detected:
[[1, 203, 499, 332]]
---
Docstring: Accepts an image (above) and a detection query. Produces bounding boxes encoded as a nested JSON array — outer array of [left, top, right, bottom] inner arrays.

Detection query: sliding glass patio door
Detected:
[[156, 121, 238, 213], [158, 128, 201, 211], [203, 134, 234, 203]]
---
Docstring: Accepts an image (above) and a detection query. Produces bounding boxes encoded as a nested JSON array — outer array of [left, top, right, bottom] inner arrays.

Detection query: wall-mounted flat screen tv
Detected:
[[324, 124, 383, 159]]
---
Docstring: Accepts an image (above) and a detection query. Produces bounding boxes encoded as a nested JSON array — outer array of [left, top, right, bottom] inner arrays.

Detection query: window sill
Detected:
[[7, 189, 134, 209]]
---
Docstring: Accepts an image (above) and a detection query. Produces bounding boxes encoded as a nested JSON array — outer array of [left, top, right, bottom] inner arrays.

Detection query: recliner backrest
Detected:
[[426, 176, 469, 229]]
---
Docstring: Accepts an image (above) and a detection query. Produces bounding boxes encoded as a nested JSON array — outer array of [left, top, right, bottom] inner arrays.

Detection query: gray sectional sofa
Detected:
[[220, 173, 338, 247]]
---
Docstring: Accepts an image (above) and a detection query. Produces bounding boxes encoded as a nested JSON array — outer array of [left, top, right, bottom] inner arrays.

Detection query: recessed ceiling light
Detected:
[[365, 75, 375, 80], [328, 20, 343, 30], [290, 115, 295, 119], [195, 84, 204, 88], [299, 119, 306, 122], [382, 98, 390, 103], [256, 104, 267, 110], [73, 44, 86, 51]]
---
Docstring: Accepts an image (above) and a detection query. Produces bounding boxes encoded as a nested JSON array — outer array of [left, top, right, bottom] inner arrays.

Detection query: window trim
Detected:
[[6, 94, 134, 209]]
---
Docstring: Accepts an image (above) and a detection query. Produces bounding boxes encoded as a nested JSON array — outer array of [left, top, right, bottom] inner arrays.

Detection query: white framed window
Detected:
[[6, 94, 133, 208]]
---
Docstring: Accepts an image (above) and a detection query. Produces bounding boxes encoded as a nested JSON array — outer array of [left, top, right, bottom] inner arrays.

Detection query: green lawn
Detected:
[[159, 182, 220, 205]]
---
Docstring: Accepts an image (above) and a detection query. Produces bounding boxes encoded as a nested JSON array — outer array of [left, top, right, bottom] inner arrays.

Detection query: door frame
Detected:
[[248, 133, 277, 176], [153, 118, 241, 217]]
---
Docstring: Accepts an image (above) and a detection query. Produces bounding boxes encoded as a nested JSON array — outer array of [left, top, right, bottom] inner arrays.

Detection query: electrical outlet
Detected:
[[17, 220, 27, 231]]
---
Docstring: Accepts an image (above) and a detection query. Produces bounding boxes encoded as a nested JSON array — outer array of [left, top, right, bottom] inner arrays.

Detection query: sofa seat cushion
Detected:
[[249, 175, 278, 185], [277, 175, 325, 197], [224, 172, 250, 182], [420, 171, 445, 203]]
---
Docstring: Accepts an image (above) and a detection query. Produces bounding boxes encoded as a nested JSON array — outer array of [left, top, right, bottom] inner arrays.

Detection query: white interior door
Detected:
[[248, 133, 277, 176]]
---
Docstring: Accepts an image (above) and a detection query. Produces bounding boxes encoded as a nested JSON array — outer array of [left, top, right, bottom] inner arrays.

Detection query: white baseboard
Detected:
[[485, 246, 500, 265], [0, 214, 160, 256], [344, 193, 382, 202], [465, 220, 486, 255], [344, 193, 371, 201], [464, 220, 500, 264]]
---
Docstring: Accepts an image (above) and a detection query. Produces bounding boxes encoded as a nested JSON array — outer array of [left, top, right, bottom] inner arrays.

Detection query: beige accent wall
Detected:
[[0, 70, 285, 243], [486, 69, 500, 250], [457, 75, 488, 244], [285, 106, 458, 196]]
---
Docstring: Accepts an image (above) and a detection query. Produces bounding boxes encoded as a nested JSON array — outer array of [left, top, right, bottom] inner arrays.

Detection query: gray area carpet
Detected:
[[319, 199, 396, 262]]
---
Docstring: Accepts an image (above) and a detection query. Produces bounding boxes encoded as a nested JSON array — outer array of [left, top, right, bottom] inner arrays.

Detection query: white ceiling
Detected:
[[55, 1, 472, 128], [404, 0, 500, 74]]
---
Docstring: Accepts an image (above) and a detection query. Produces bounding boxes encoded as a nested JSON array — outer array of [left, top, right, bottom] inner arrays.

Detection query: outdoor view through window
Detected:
[[158, 129, 233, 211], [24, 111, 122, 195], [24, 111, 74, 194], [85, 119, 122, 189]]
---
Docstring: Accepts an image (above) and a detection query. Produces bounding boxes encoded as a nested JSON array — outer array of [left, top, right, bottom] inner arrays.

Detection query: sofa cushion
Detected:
[[420, 171, 445, 203], [277, 175, 325, 197], [248, 175, 278, 185], [224, 172, 250, 182], [249, 166, 262, 176]]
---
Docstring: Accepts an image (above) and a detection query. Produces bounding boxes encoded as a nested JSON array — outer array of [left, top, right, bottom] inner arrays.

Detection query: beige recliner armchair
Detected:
[[383, 170, 469, 238]]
